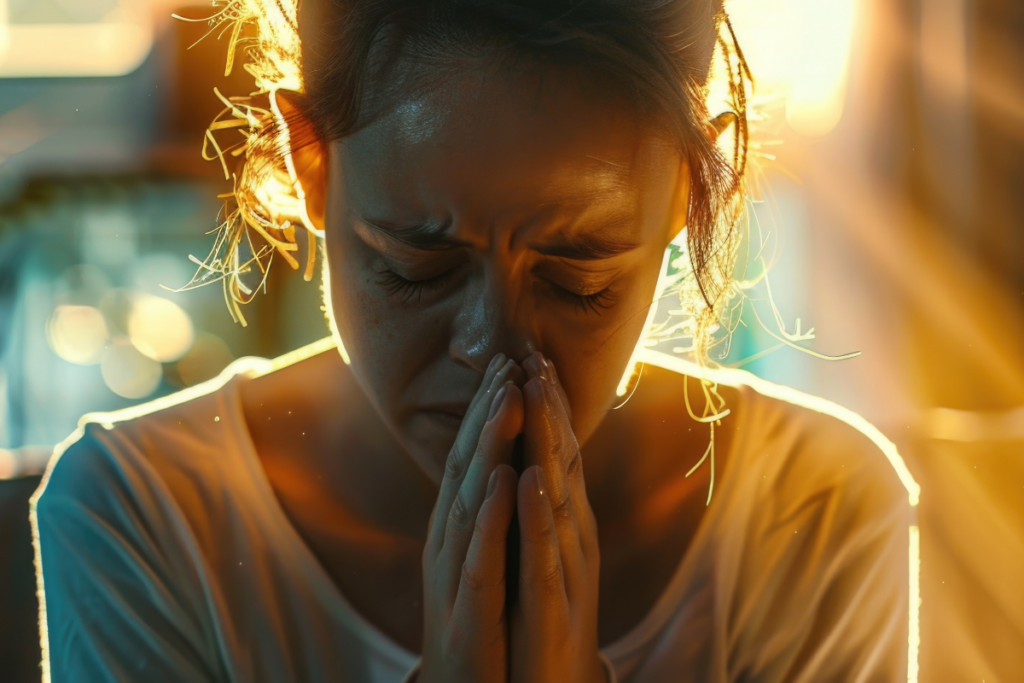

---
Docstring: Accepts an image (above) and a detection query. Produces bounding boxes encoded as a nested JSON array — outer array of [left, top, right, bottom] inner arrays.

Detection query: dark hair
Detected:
[[197, 0, 750, 331]]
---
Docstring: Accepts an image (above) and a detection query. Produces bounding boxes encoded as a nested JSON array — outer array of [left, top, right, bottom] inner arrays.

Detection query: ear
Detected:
[[275, 91, 327, 233], [292, 137, 327, 233]]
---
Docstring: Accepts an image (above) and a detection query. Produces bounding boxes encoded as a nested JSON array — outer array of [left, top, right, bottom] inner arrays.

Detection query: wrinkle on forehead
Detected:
[[334, 58, 682, 240]]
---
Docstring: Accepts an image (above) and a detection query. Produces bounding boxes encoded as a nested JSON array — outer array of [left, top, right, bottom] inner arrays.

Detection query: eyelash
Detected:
[[376, 267, 457, 304], [545, 281, 617, 315], [376, 266, 616, 315]]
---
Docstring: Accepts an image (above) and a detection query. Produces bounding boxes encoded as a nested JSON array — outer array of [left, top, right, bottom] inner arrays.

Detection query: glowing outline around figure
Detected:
[[30, 333, 921, 683]]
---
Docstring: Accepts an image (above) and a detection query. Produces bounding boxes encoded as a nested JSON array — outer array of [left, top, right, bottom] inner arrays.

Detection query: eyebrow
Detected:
[[533, 233, 640, 260], [363, 218, 639, 261], [362, 218, 467, 251]]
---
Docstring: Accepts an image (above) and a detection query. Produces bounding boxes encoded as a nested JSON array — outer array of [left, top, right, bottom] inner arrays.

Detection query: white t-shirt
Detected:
[[32, 345, 913, 682]]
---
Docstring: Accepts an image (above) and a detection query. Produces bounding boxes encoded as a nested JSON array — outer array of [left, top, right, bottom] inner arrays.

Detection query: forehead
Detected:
[[335, 61, 680, 231]]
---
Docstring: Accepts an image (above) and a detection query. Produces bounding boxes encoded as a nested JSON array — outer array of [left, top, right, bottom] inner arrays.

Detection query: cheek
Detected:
[[325, 236, 443, 418], [545, 255, 664, 443]]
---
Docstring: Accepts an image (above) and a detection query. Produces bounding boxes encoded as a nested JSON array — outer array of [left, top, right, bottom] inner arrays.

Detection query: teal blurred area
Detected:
[[0, 8, 329, 676]]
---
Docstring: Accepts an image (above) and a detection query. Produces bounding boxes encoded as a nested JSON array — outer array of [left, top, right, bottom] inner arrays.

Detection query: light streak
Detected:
[[909, 524, 921, 683]]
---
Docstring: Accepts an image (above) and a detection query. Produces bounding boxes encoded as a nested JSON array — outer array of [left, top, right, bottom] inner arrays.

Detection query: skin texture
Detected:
[[323, 62, 688, 478], [240, 57, 739, 679]]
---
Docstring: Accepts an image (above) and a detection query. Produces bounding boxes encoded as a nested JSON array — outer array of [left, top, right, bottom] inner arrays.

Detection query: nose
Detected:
[[448, 270, 536, 373]]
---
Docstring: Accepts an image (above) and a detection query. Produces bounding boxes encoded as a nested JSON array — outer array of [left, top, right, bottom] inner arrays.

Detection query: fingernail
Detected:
[[487, 353, 506, 374], [487, 383, 509, 420], [533, 466, 546, 497], [486, 469, 500, 499]]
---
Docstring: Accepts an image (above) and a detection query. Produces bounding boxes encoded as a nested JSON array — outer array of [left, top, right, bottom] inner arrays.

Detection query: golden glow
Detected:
[[921, 405, 1024, 442], [127, 293, 195, 363], [0, 0, 152, 78], [909, 524, 921, 683], [46, 305, 108, 366], [728, 0, 857, 137], [174, 0, 322, 324]]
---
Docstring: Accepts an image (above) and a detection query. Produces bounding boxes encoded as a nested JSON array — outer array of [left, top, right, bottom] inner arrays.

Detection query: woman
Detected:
[[32, 0, 912, 681]]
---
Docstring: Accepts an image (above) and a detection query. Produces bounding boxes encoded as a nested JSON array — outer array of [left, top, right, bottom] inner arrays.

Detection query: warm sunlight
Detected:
[[729, 0, 857, 137]]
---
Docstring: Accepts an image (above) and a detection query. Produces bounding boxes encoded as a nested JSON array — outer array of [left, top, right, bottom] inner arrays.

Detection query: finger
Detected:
[[522, 358, 597, 588], [517, 466, 569, 622], [428, 355, 518, 554], [440, 383, 523, 598], [521, 357, 573, 508], [426, 353, 504, 551], [546, 357, 573, 423], [451, 465, 517, 632], [545, 358, 599, 562]]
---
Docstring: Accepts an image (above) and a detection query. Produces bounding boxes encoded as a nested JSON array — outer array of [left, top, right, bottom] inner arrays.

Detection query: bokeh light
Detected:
[[46, 305, 108, 365], [0, 449, 15, 480], [127, 292, 195, 363], [100, 339, 162, 399]]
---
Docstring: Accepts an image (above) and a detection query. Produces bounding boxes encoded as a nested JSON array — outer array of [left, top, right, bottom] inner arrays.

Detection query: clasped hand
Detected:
[[419, 353, 606, 683]]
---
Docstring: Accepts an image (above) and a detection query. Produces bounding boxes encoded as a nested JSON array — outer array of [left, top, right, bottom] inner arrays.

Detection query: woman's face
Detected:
[[322, 62, 688, 482]]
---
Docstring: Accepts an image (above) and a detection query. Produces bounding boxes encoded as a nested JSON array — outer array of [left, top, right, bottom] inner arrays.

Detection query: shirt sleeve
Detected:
[[33, 427, 223, 683]]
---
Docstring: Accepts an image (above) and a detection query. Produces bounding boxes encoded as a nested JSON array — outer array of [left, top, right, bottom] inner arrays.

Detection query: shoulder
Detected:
[[35, 381, 236, 521], [735, 383, 914, 521], [35, 339, 350, 542], [636, 349, 917, 521]]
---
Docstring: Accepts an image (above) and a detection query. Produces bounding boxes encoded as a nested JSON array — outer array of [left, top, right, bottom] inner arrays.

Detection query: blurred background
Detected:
[[0, 0, 1020, 680]]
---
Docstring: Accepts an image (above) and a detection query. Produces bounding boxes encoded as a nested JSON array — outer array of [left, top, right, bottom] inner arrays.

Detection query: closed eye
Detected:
[[541, 278, 617, 315], [376, 267, 459, 304]]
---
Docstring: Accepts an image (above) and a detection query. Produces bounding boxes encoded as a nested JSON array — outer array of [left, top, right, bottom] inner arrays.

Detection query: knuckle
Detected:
[[461, 561, 485, 591], [550, 494, 574, 522], [566, 451, 583, 479], [449, 494, 470, 528], [444, 443, 465, 481], [534, 562, 564, 593]]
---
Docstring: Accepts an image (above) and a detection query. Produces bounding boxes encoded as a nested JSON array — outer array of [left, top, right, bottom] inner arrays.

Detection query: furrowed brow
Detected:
[[533, 234, 640, 260], [362, 218, 467, 250]]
